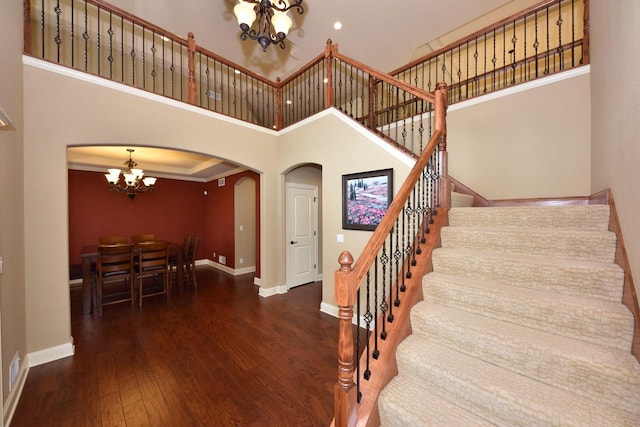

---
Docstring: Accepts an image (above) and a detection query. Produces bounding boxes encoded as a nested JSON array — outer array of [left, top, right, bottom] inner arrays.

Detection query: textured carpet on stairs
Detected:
[[378, 204, 640, 426]]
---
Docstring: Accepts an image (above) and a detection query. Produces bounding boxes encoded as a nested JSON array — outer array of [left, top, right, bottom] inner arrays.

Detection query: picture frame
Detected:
[[342, 168, 393, 231]]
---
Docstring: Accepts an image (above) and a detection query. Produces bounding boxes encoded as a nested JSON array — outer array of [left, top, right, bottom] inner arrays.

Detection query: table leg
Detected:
[[176, 249, 184, 291], [82, 256, 92, 314]]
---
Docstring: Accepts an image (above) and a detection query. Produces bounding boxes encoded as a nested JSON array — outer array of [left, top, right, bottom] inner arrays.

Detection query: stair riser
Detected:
[[410, 305, 640, 414], [448, 205, 611, 230], [423, 276, 634, 351], [440, 228, 616, 263], [432, 248, 624, 302]]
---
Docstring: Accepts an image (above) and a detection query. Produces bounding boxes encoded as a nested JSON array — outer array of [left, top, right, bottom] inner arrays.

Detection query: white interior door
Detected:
[[286, 183, 318, 288]]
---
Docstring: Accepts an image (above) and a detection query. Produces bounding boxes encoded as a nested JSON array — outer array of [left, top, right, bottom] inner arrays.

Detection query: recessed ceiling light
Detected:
[[234, 69, 241, 75], [333, 21, 342, 30], [160, 35, 170, 42]]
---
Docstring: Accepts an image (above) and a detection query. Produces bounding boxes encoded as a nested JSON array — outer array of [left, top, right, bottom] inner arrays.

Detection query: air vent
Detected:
[[206, 90, 222, 101], [9, 352, 20, 392]]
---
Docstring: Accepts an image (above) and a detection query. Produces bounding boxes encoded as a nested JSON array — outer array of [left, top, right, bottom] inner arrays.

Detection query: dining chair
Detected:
[[168, 235, 199, 290], [95, 243, 135, 315], [137, 241, 170, 307], [99, 236, 127, 244], [131, 233, 155, 243]]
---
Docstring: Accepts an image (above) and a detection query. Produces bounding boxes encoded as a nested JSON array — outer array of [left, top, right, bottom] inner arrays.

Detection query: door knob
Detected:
[[290, 240, 298, 244]]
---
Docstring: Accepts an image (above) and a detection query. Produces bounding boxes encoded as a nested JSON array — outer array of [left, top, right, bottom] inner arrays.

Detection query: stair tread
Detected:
[[411, 302, 640, 413], [395, 336, 640, 425], [440, 226, 616, 263], [379, 374, 495, 427], [423, 272, 634, 351], [432, 247, 624, 301], [448, 204, 610, 230]]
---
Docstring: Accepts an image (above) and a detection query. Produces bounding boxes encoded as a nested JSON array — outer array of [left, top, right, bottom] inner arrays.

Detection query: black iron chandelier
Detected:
[[233, 0, 304, 52], [105, 149, 157, 200]]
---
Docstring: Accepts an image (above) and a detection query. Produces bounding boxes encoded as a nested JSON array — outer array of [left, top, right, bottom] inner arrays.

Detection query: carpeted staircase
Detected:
[[378, 204, 640, 426]]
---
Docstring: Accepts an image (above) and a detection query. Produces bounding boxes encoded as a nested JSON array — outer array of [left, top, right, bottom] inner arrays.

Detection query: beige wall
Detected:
[[278, 114, 414, 307], [447, 69, 591, 200], [0, 0, 27, 412], [590, 0, 640, 303], [234, 178, 257, 269]]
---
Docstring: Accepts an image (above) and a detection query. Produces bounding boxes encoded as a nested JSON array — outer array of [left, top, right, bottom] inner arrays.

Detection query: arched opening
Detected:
[[67, 145, 261, 311]]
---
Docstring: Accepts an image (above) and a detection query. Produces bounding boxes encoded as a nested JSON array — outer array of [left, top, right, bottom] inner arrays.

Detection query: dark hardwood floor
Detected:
[[11, 268, 341, 426]]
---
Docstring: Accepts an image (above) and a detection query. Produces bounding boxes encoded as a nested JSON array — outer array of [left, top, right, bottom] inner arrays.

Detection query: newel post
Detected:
[[334, 251, 358, 427], [187, 32, 197, 105], [324, 39, 335, 108], [435, 82, 450, 209]]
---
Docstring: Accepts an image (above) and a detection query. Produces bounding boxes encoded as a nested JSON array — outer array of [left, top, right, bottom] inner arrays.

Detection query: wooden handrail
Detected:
[[332, 49, 436, 105]]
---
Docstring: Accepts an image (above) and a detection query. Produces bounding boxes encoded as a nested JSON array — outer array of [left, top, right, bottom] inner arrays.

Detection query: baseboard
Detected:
[[3, 358, 29, 427], [258, 285, 288, 298], [27, 340, 75, 367], [202, 259, 256, 276], [320, 302, 339, 318]]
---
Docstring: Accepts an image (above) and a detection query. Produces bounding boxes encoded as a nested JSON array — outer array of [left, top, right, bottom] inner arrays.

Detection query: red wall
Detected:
[[69, 169, 206, 265], [68, 169, 261, 277]]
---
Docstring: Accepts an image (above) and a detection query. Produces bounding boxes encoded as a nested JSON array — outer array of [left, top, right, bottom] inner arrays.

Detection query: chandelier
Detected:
[[233, 0, 304, 52], [105, 149, 157, 200]]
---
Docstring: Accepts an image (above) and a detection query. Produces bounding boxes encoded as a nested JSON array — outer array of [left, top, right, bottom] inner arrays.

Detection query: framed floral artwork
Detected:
[[342, 168, 393, 231]]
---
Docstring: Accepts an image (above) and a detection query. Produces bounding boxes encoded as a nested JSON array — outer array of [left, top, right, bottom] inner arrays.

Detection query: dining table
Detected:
[[79, 241, 184, 314]]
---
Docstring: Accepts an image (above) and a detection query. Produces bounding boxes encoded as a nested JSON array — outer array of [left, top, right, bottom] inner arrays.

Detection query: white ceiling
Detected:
[[69, 0, 538, 181], [67, 146, 246, 182]]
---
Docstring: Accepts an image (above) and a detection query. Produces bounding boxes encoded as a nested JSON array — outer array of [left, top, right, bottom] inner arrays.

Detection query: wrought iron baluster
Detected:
[[364, 269, 373, 381], [71, 0, 75, 66], [54, 0, 61, 62], [97, 6, 100, 76], [511, 20, 517, 85], [390, 218, 400, 322], [557, 0, 564, 71], [108, 13, 114, 79], [170, 40, 174, 98], [376, 243, 387, 356], [118, 16, 123, 82], [356, 287, 361, 403], [406, 196, 414, 279], [142, 27, 146, 89], [83, 0, 88, 71], [41, 0, 45, 58], [545, 6, 550, 74], [154, 35, 161, 96], [179, 43, 183, 100]]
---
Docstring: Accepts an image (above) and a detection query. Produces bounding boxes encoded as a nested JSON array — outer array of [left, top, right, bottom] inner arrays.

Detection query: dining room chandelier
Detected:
[[105, 149, 157, 200], [233, 0, 304, 52]]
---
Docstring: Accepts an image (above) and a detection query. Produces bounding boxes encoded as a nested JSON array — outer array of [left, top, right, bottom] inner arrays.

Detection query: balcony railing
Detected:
[[24, 0, 587, 138], [390, 0, 589, 105]]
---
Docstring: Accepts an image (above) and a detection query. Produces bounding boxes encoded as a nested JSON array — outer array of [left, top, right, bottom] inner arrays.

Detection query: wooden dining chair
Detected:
[[99, 236, 127, 244], [137, 241, 170, 307], [131, 234, 155, 243], [95, 243, 135, 315], [167, 235, 199, 290]]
